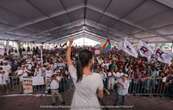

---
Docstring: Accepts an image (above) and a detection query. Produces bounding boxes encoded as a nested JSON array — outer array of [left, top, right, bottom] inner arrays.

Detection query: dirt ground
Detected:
[[0, 88, 173, 110]]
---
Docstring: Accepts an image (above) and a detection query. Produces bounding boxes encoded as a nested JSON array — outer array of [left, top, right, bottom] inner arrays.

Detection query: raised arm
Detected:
[[66, 38, 73, 65], [66, 38, 77, 84]]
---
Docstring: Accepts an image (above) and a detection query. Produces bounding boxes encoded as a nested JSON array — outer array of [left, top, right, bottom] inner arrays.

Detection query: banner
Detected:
[[22, 78, 33, 94], [155, 48, 172, 65], [32, 76, 45, 86], [122, 39, 138, 58], [0, 48, 5, 55], [138, 40, 153, 60]]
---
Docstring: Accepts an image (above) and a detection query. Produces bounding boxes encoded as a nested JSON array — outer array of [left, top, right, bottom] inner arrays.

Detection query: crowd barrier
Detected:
[[0, 76, 171, 97], [128, 78, 167, 96], [0, 76, 72, 95]]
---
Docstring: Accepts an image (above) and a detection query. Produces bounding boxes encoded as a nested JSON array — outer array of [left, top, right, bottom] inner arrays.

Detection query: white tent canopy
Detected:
[[0, 0, 173, 43]]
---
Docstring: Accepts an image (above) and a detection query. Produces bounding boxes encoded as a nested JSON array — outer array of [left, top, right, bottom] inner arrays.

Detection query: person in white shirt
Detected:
[[114, 69, 124, 79], [102, 61, 110, 70], [97, 57, 103, 65], [17, 66, 29, 93], [17, 66, 28, 81], [0, 71, 8, 85], [45, 67, 53, 78], [2, 61, 11, 76], [50, 74, 65, 105], [108, 70, 116, 91], [113, 69, 125, 96], [45, 66, 54, 93], [66, 38, 104, 110], [100, 68, 108, 89], [34, 67, 43, 77], [0, 70, 8, 93], [115, 74, 130, 105], [27, 63, 32, 70]]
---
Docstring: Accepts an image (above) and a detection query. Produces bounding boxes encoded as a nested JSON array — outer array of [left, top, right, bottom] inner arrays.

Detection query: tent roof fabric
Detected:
[[0, 0, 173, 43]]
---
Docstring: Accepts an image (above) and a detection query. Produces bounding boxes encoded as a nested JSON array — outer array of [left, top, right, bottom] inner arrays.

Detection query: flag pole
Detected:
[[41, 42, 44, 65]]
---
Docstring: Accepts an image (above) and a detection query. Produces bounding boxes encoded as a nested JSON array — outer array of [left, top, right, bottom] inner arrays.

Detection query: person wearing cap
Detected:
[[115, 74, 130, 105]]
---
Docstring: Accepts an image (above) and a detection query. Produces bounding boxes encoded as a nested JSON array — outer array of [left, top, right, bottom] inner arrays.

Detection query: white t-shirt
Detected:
[[27, 64, 32, 70], [0, 74, 8, 85], [100, 72, 107, 80], [117, 78, 130, 96], [68, 65, 103, 110], [108, 72, 112, 77], [97, 58, 103, 65], [162, 77, 167, 83], [17, 69, 28, 81], [56, 76, 62, 82], [17, 70, 23, 76], [34, 70, 42, 76], [114, 72, 124, 78], [2, 64, 11, 76], [45, 70, 53, 78], [50, 80, 59, 90], [101, 63, 110, 70]]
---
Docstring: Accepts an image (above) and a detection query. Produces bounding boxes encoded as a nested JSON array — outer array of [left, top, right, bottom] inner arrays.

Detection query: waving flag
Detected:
[[138, 40, 153, 60], [102, 39, 111, 49], [122, 39, 138, 58], [5, 40, 10, 55], [117, 41, 123, 50], [155, 48, 172, 65], [0, 48, 5, 55]]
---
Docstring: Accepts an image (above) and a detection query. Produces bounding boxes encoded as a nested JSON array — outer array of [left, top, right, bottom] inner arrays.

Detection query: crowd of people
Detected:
[[0, 42, 173, 106]]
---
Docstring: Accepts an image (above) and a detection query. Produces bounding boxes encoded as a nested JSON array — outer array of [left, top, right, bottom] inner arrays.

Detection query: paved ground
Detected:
[[0, 88, 173, 110]]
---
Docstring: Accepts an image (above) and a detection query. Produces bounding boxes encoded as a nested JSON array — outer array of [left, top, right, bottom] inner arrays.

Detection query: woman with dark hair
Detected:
[[66, 38, 104, 110]]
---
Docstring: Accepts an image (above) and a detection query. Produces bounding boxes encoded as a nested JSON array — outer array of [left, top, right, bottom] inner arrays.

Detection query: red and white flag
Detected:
[[122, 39, 138, 58], [138, 40, 153, 60], [155, 48, 172, 65]]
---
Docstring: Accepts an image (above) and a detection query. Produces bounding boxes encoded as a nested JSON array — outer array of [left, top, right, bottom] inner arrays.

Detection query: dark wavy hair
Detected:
[[76, 49, 93, 82]]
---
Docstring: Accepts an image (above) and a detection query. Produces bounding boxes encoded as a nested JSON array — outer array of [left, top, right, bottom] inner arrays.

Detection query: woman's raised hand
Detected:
[[68, 38, 73, 46], [66, 38, 73, 65]]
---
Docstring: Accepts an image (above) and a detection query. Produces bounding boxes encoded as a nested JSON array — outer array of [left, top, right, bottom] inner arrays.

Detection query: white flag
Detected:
[[138, 40, 153, 60], [0, 48, 5, 55], [122, 39, 138, 58], [118, 41, 123, 50], [5, 40, 9, 55], [155, 48, 172, 65]]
